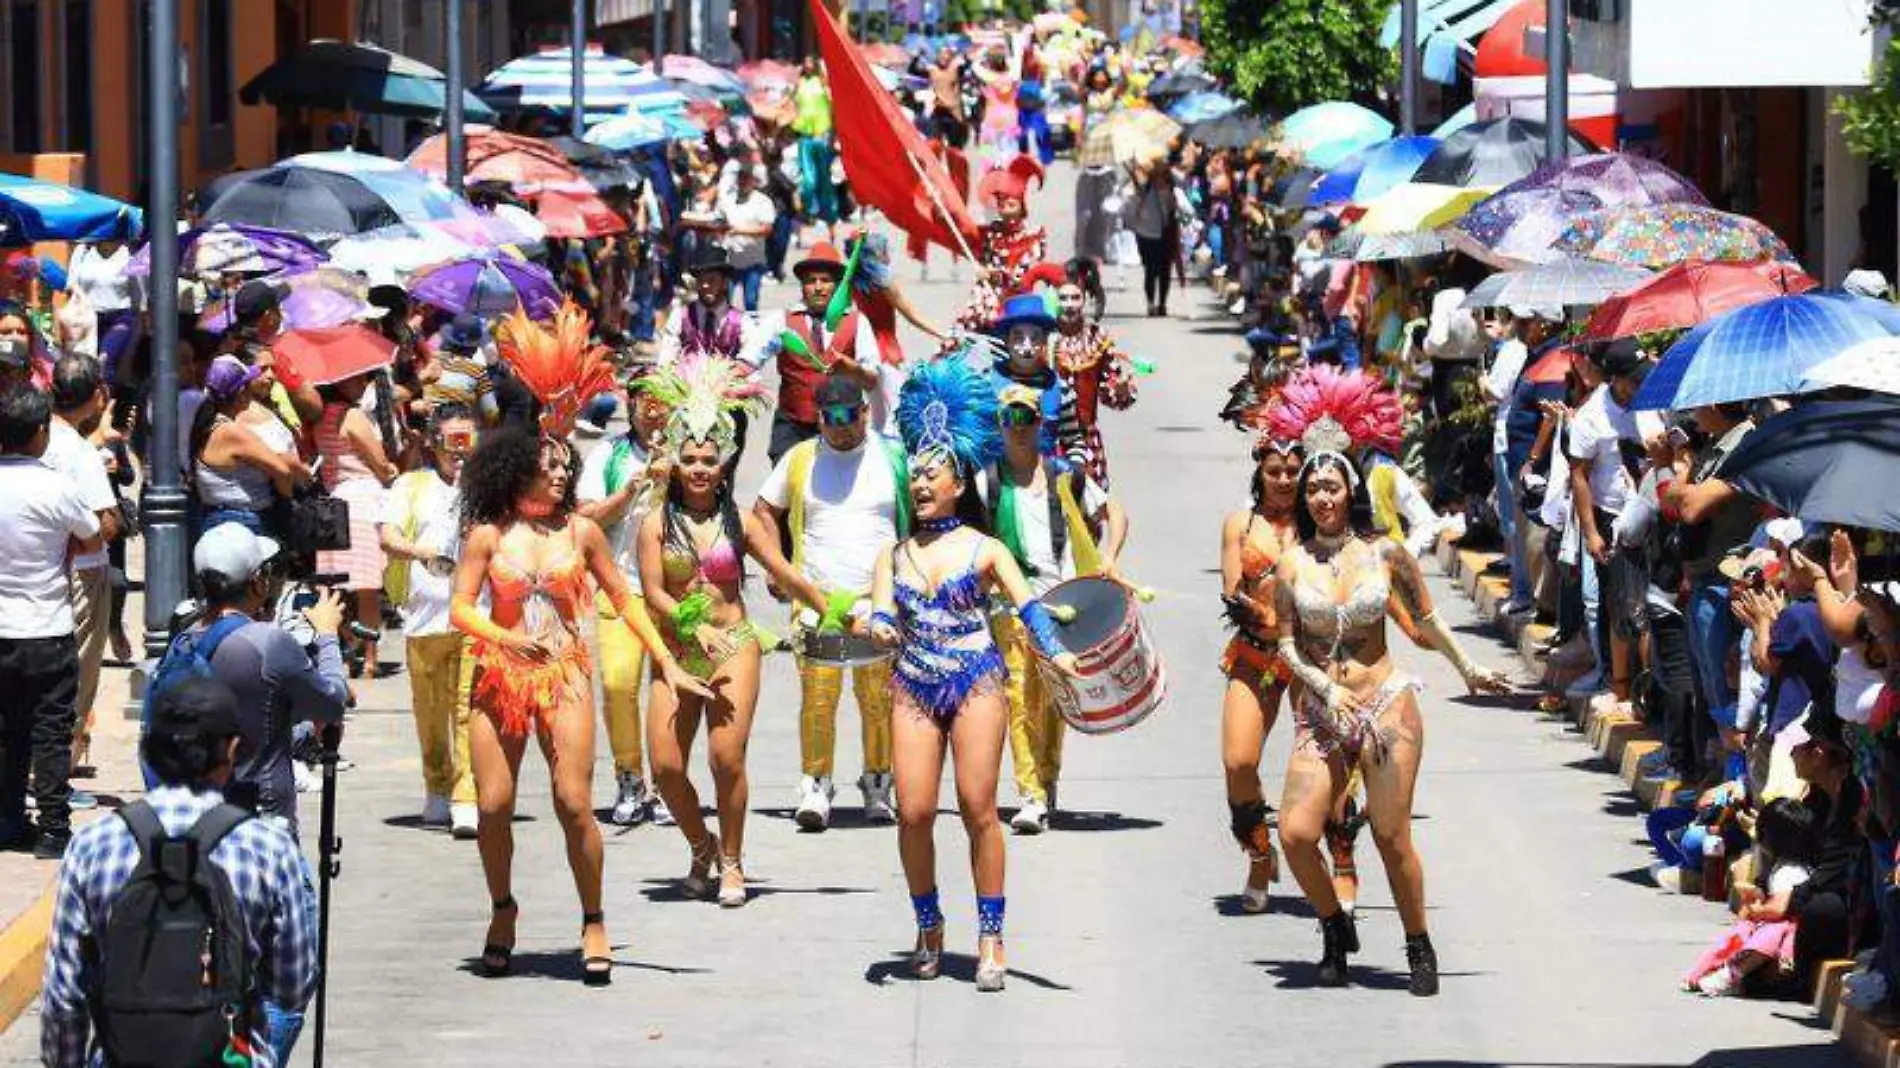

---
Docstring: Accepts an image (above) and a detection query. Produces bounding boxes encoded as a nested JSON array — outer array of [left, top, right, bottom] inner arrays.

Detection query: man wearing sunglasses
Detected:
[[983, 385, 1127, 834], [754, 374, 909, 831], [986, 293, 1087, 471]]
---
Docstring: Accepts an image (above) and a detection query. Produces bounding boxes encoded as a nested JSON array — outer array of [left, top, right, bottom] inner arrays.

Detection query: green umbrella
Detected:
[[241, 40, 497, 122]]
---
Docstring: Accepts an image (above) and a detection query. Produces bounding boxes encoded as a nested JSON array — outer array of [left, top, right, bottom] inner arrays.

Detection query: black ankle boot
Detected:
[[1315, 910, 1357, 987], [1405, 932, 1439, 997]]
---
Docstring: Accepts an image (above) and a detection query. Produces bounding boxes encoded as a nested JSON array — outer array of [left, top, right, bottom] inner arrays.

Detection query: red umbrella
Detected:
[[1581, 260, 1816, 341], [273, 324, 398, 388], [535, 188, 626, 239], [1524, 345, 1578, 385], [407, 125, 585, 193], [685, 98, 729, 131]]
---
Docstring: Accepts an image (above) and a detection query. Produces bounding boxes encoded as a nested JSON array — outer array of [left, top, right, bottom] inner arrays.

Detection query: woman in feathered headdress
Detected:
[[1260, 365, 1509, 998], [864, 357, 1079, 992], [449, 304, 709, 987], [631, 351, 830, 908]]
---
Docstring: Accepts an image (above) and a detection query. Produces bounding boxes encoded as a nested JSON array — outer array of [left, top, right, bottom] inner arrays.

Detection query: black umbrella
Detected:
[[1267, 167, 1322, 210], [1147, 71, 1216, 103], [1187, 111, 1268, 150], [240, 40, 497, 122], [545, 136, 641, 191], [200, 168, 403, 240], [1411, 118, 1599, 189], [1715, 397, 1900, 532]]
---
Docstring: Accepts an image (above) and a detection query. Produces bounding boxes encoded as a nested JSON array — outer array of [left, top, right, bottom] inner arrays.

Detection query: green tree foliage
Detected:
[[1836, 18, 1900, 172], [1200, 0, 1398, 116]]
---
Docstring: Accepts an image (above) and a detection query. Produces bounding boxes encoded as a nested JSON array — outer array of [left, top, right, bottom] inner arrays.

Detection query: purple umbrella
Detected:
[[198, 267, 375, 332], [407, 254, 561, 319], [1506, 152, 1706, 209], [128, 222, 329, 278], [1452, 152, 1708, 267]]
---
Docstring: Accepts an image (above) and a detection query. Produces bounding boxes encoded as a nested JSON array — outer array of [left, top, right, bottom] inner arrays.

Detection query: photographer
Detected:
[[185, 523, 351, 840]]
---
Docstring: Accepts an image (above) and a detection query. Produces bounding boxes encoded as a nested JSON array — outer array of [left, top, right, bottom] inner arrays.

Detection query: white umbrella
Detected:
[[1799, 335, 1900, 396], [1461, 259, 1654, 309], [328, 223, 478, 286]]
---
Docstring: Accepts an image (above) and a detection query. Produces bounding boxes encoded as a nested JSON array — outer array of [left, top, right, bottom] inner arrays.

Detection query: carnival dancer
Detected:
[[985, 385, 1126, 834], [575, 369, 674, 826], [1264, 366, 1509, 996], [952, 156, 1049, 337], [754, 373, 909, 830], [635, 354, 830, 907], [1050, 271, 1137, 487], [449, 304, 708, 986], [987, 293, 1086, 469], [867, 357, 1080, 992]]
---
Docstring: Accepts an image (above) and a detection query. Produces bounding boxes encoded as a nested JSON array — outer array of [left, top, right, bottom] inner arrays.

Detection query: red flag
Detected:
[[809, 0, 979, 259]]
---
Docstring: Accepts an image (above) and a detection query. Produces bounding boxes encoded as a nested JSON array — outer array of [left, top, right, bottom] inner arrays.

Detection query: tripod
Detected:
[[311, 731, 342, 1068]]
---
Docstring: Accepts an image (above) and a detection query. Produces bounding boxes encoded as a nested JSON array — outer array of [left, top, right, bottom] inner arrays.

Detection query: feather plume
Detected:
[[1264, 365, 1404, 457], [896, 357, 1001, 473], [633, 351, 769, 463], [493, 301, 616, 438]]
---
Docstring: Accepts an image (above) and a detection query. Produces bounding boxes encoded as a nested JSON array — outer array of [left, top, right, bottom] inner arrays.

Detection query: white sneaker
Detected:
[[450, 802, 479, 840], [611, 770, 651, 827], [1564, 671, 1606, 699], [650, 794, 677, 827], [1011, 795, 1048, 835], [795, 775, 834, 832], [1695, 966, 1739, 997], [1227, 298, 1245, 315], [859, 772, 896, 824], [293, 761, 315, 794], [421, 794, 452, 828], [1651, 863, 1683, 893]]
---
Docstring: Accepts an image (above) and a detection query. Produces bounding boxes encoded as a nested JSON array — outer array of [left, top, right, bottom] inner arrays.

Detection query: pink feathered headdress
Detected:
[[1264, 365, 1404, 463]]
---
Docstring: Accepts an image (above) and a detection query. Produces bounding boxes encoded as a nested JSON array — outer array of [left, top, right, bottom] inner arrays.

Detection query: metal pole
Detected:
[[572, 0, 587, 138], [1545, 0, 1568, 160], [1398, 0, 1418, 136], [142, 0, 185, 663], [445, 0, 466, 193], [653, 0, 665, 76]]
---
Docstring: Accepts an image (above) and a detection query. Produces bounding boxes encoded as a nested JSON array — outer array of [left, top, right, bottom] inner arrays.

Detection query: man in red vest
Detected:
[[764, 243, 881, 465]]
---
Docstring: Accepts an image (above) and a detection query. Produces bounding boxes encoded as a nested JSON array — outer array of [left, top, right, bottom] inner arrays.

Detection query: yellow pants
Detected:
[[797, 655, 894, 779], [406, 633, 476, 805], [596, 592, 647, 777], [995, 615, 1064, 804]]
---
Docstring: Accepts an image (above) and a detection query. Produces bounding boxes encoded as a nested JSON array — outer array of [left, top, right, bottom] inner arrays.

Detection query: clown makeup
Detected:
[[994, 194, 1026, 223], [1005, 324, 1047, 374], [1056, 283, 1086, 325], [632, 394, 671, 449]]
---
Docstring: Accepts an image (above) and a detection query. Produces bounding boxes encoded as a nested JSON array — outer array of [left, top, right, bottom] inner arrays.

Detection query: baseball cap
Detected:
[[234, 279, 287, 323], [1763, 517, 1806, 549], [192, 522, 282, 585], [147, 675, 241, 739], [1590, 337, 1645, 378], [441, 313, 483, 354], [0, 338, 29, 371], [203, 354, 262, 401], [815, 374, 866, 408], [998, 383, 1042, 411]]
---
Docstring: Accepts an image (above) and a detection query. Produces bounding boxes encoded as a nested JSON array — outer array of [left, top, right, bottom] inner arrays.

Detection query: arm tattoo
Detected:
[[1384, 540, 1433, 621]]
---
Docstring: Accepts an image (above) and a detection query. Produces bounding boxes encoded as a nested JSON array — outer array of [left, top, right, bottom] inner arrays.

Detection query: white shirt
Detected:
[[378, 470, 462, 637], [1483, 339, 1528, 455], [981, 465, 1108, 598], [0, 455, 102, 639], [41, 420, 117, 572], [1566, 385, 1661, 517], [716, 189, 777, 270], [576, 435, 653, 593], [1424, 289, 1484, 363], [757, 433, 900, 615], [67, 244, 134, 313]]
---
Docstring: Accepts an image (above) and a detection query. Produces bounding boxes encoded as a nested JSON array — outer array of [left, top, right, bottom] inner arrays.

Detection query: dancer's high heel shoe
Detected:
[[478, 896, 518, 978], [912, 925, 944, 980], [580, 911, 612, 986], [717, 854, 747, 908], [682, 833, 720, 900], [975, 936, 1007, 993], [1240, 844, 1279, 914]]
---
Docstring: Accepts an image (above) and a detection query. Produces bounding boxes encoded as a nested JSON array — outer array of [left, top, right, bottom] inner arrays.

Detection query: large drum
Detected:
[[1034, 576, 1167, 735]]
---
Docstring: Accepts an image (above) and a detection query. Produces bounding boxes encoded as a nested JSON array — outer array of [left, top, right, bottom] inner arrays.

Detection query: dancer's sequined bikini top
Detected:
[[1292, 547, 1390, 663], [662, 530, 742, 587], [488, 544, 589, 651]]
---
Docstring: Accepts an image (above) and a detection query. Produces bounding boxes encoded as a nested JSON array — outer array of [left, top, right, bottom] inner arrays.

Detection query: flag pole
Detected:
[[902, 148, 978, 264]]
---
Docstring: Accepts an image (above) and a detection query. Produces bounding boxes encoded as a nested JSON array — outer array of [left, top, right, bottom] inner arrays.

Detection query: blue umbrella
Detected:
[[1280, 102, 1393, 171], [0, 174, 141, 247], [585, 112, 670, 152], [1633, 292, 1900, 411], [1166, 91, 1240, 124], [1309, 135, 1440, 207], [479, 46, 660, 117]]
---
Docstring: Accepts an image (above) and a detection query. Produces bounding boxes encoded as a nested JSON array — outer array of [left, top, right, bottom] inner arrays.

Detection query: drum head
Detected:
[[1044, 577, 1130, 652]]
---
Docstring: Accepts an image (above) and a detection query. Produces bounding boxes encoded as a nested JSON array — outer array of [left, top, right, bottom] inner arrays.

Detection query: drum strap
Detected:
[[785, 436, 911, 577], [990, 461, 1100, 579]]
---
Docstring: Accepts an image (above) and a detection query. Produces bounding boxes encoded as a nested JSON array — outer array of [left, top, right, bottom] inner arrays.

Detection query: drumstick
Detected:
[[1048, 604, 1079, 623], [1101, 569, 1159, 604]]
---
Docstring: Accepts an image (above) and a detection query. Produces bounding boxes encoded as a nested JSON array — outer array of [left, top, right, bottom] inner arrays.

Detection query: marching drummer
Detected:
[[982, 384, 1128, 834], [753, 373, 909, 831]]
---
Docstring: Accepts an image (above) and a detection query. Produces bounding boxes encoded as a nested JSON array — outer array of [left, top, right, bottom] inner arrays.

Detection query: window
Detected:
[[60, 0, 90, 152], [198, 0, 232, 170], [10, 0, 41, 153]]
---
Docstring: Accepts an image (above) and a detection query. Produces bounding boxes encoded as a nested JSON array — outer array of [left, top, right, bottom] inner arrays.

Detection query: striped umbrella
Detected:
[[1460, 259, 1653, 310], [1633, 293, 1900, 410], [478, 46, 659, 115]]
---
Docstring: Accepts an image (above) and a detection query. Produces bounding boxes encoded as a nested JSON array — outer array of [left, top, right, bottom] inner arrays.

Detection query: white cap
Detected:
[[192, 523, 282, 583], [1844, 268, 1892, 299], [1763, 517, 1805, 548]]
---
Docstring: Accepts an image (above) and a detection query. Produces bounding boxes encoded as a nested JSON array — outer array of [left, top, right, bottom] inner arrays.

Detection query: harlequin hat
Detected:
[[978, 155, 1046, 208]]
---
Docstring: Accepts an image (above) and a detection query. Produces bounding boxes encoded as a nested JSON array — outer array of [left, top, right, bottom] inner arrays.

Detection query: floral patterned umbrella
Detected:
[[1509, 152, 1706, 209], [1450, 187, 1605, 267], [1556, 204, 1794, 269]]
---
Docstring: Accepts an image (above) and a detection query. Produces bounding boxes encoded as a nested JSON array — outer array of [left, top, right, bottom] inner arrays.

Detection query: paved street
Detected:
[[2, 163, 1851, 1068]]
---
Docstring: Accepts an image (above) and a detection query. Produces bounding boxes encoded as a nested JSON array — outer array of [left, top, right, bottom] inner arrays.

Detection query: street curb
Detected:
[[0, 878, 53, 1039]]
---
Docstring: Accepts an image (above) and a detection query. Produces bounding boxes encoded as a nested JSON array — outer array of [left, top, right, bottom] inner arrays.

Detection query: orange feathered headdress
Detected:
[[978, 154, 1045, 208], [493, 301, 616, 439]]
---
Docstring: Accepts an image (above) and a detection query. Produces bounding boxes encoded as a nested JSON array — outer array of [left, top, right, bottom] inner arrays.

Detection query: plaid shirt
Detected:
[[42, 785, 319, 1068]]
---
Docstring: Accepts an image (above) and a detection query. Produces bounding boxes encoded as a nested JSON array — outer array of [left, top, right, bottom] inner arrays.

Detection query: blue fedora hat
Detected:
[[987, 293, 1057, 336]]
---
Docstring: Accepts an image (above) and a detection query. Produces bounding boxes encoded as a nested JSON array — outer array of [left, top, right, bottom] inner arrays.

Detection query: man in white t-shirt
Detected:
[[575, 381, 673, 827], [984, 384, 1127, 834], [0, 386, 104, 858], [378, 404, 480, 838], [754, 375, 904, 831], [44, 357, 122, 805]]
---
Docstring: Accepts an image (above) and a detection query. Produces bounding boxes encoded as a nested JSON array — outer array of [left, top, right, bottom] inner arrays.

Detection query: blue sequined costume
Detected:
[[892, 540, 1007, 722]]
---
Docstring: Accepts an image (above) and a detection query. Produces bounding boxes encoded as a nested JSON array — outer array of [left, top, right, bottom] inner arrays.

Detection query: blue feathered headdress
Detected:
[[897, 357, 1001, 474]]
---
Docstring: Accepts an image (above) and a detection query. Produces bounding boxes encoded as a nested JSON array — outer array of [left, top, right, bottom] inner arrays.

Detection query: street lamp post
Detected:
[[654, 0, 666, 76], [572, 0, 587, 138], [142, 0, 185, 662], [1399, 0, 1418, 136], [1545, 0, 1568, 161], [445, 0, 465, 192]]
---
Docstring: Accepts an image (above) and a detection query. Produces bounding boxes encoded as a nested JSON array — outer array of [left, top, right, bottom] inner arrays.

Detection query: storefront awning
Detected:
[[1380, 0, 1523, 84], [596, 0, 655, 26]]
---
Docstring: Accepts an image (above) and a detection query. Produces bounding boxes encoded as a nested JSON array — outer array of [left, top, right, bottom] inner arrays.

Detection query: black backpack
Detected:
[[89, 801, 257, 1068]]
